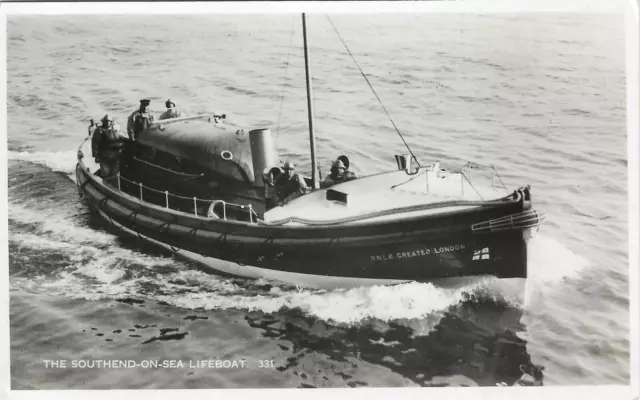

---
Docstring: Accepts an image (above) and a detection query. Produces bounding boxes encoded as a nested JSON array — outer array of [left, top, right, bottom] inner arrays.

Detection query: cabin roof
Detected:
[[137, 120, 255, 183]]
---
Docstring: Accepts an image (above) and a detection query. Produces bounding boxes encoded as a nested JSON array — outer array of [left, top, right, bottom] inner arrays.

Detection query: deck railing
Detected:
[[103, 173, 257, 223], [416, 162, 509, 200], [459, 162, 508, 191], [457, 162, 509, 200]]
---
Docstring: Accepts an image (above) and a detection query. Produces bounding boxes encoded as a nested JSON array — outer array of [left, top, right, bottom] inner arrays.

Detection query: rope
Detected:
[[260, 236, 276, 254], [390, 169, 426, 190], [276, 16, 297, 138], [157, 222, 180, 253], [461, 172, 484, 200], [98, 196, 115, 224], [493, 166, 508, 190], [157, 222, 171, 233], [126, 211, 143, 240], [216, 233, 229, 246], [261, 191, 521, 227], [76, 178, 83, 198], [326, 16, 421, 167], [79, 179, 92, 196]]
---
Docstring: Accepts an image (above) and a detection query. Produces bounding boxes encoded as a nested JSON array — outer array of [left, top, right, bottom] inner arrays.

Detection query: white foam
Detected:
[[292, 282, 466, 323], [10, 240, 497, 326], [10, 189, 587, 326], [12, 227, 576, 326], [138, 274, 522, 327], [9, 202, 117, 245], [522, 234, 590, 310], [8, 149, 78, 177], [527, 234, 589, 283], [71, 259, 128, 284]]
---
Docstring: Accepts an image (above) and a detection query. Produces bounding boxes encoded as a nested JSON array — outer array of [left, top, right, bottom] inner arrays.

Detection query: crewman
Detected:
[[320, 158, 358, 188], [97, 115, 127, 178], [158, 99, 181, 120], [274, 161, 308, 206], [127, 99, 154, 140], [263, 167, 282, 211], [91, 120, 104, 163]]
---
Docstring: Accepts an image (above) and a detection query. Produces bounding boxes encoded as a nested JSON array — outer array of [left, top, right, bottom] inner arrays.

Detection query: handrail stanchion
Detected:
[[222, 201, 227, 220], [165, 191, 169, 208], [139, 183, 143, 200], [249, 204, 253, 223], [193, 197, 198, 216], [117, 173, 121, 191], [461, 173, 464, 196]]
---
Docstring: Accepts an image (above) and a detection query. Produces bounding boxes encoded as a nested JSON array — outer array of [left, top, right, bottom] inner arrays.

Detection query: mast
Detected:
[[302, 13, 319, 189]]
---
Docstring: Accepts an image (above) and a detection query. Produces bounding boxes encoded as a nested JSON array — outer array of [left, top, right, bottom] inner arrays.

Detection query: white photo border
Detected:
[[1, 1, 637, 400]]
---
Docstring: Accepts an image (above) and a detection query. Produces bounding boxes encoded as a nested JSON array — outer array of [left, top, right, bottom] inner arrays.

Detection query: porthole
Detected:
[[221, 150, 233, 161]]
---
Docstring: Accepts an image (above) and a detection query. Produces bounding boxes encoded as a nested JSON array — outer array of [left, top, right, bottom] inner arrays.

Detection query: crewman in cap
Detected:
[[159, 98, 181, 121], [320, 158, 358, 188], [96, 115, 127, 178], [127, 99, 155, 140], [274, 160, 308, 207]]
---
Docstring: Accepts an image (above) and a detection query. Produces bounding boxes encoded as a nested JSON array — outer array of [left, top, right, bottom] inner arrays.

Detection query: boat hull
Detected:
[[95, 208, 411, 289], [76, 158, 539, 287]]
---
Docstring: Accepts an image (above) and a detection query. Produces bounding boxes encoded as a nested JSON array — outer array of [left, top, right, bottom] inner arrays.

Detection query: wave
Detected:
[[9, 202, 518, 325], [7, 153, 589, 327], [10, 208, 587, 328], [9, 150, 79, 177]]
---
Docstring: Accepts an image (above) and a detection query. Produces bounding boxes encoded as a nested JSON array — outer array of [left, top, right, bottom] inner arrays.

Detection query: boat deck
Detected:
[[263, 167, 509, 225], [81, 136, 510, 226]]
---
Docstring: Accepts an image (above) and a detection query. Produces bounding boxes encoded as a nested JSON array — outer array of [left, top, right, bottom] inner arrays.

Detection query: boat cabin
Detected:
[[116, 117, 279, 220]]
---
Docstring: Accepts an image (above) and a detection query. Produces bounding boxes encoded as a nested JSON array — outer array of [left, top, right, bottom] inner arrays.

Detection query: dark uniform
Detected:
[[127, 99, 154, 140], [96, 115, 126, 178], [320, 159, 358, 188], [274, 161, 308, 206], [91, 125, 104, 163]]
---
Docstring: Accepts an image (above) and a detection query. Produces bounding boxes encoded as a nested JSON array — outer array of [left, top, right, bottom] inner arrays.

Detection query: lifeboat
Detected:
[[76, 115, 544, 289], [75, 14, 546, 289]]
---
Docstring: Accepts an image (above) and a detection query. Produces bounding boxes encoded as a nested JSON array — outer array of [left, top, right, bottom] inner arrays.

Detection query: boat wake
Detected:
[[9, 149, 79, 179], [8, 154, 588, 329], [9, 203, 497, 327]]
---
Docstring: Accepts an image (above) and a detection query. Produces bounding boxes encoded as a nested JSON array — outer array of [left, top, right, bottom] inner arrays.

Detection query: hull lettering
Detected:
[[370, 244, 466, 262]]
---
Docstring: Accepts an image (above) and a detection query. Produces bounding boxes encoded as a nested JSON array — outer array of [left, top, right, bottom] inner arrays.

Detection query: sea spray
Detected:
[[10, 202, 118, 246], [9, 150, 79, 177], [8, 162, 592, 327]]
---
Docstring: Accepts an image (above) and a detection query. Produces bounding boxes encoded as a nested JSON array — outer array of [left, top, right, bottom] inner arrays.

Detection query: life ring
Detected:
[[207, 201, 224, 219], [263, 166, 284, 185]]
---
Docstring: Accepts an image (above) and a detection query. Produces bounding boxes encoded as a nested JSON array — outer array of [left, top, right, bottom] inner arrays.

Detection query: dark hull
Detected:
[[77, 160, 539, 284]]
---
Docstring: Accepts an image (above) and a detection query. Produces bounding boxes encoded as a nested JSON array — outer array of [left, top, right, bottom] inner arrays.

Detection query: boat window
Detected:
[[221, 150, 233, 161]]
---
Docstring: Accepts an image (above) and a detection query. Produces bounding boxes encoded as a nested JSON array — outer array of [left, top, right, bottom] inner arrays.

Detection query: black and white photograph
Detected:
[[3, 0, 638, 396]]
